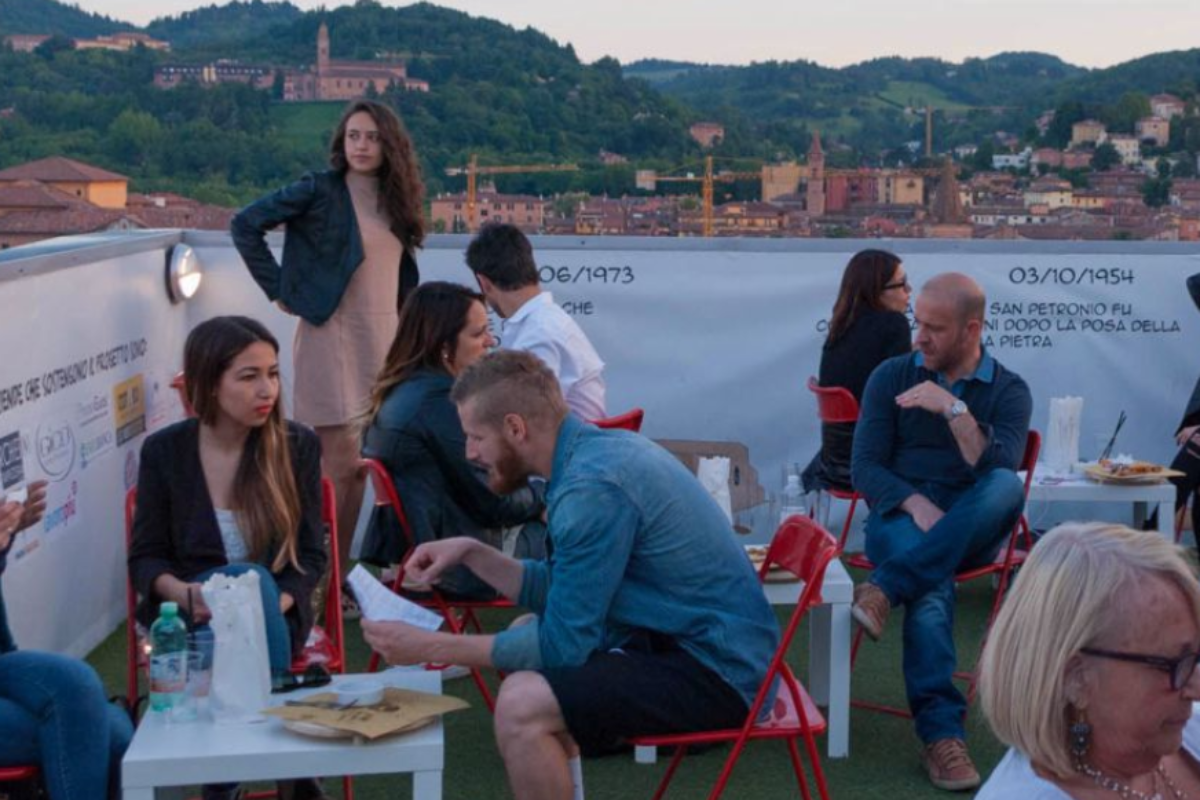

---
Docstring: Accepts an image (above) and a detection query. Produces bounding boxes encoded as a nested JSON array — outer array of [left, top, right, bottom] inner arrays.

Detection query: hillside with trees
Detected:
[[2, 0, 1200, 206], [0, 0, 133, 37]]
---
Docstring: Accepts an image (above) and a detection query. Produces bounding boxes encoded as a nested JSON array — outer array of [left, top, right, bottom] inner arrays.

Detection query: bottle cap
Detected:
[[160, 601, 179, 617]]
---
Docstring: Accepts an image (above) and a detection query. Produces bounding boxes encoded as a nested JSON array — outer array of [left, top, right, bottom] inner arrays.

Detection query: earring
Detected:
[[1069, 710, 1091, 763]]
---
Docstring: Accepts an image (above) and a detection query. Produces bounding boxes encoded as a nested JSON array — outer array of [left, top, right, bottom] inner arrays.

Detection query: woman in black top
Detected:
[[803, 249, 912, 493], [1167, 272, 1200, 541], [358, 283, 546, 599]]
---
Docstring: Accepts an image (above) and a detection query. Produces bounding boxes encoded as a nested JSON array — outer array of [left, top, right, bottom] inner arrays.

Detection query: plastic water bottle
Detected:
[[148, 601, 188, 713], [779, 474, 807, 524]]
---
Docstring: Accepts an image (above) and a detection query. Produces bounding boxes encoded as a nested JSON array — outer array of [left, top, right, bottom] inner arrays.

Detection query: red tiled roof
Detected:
[[0, 180, 83, 210], [0, 156, 128, 183], [0, 207, 133, 235]]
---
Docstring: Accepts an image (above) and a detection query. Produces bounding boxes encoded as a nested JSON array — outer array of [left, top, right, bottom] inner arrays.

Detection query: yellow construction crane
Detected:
[[445, 154, 578, 232], [647, 156, 760, 236]]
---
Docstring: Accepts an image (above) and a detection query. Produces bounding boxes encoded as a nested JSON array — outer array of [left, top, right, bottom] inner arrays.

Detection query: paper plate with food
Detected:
[[1083, 457, 1185, 485], [743, 545, 797, 583]]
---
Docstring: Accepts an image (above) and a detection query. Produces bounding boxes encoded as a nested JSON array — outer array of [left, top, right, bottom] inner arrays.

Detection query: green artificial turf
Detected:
[[84, 571, 1009, 799]]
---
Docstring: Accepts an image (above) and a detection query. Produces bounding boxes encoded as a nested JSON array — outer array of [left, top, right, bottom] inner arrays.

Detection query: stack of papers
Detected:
[[345, 565, 444, 631]]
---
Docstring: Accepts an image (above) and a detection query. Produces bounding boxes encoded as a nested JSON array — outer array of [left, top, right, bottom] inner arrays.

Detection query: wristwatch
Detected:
[[945, 399, 968, 421]]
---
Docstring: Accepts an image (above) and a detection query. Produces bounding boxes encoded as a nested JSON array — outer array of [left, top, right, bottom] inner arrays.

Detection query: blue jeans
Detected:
[[864, 469, 1024, 743], [0, 650, 134, 800], [195, 563, 292, 675]]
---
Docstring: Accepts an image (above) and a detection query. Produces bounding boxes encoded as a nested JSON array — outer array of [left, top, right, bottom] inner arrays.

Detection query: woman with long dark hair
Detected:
[[129, 316, 326, 674], [129, 316, 329, 800], [803, 249, 912, 493], [232, 99, 426, 578], [358, 282, 546, 598]]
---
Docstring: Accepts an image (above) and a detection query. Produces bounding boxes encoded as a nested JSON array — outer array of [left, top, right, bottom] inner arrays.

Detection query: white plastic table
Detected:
[[1025, 465, 1176, 539], [122, 670, 445, 800], [634, 559, 853, 763]]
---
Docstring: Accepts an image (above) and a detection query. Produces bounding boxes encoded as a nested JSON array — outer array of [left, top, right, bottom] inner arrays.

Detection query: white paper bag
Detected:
[[201, 570, 272, 724], [697, 456, 733, 523], [1045, 396, 1083, 473]]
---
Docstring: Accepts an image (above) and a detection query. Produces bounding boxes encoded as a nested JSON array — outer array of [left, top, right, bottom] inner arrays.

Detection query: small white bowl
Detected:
[[335, 679, 384, 707]]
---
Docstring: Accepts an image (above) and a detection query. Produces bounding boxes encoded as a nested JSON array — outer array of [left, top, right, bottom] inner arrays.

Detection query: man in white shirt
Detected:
[[465, 223, 607, 420]]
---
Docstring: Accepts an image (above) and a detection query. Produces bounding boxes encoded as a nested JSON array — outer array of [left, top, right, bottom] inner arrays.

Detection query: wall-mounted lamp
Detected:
[[166, 244, 202, 303]]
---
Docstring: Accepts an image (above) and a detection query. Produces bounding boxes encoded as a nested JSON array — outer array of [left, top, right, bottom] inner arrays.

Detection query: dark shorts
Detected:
[[541, 630, 749, 757]]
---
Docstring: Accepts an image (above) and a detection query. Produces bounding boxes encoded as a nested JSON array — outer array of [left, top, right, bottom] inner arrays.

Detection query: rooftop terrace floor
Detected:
[[83, 567, 1014, 800]]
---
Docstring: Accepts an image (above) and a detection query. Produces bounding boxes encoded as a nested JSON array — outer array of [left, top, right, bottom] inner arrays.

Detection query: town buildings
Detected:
[[0, 157, 232, 249]]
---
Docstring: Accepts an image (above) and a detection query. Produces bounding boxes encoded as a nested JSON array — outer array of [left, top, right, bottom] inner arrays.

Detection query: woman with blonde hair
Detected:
[[232, 99, 426, 578], [977, 522, 1200, 799]]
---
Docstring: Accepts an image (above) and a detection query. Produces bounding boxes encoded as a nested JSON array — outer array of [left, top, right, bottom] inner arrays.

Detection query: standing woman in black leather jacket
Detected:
[[232, 99, 425, 577]]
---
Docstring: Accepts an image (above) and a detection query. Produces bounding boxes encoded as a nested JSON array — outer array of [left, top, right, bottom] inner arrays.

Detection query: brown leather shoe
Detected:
[[921, 738, 981, 791], [851, 582, 890, 640]]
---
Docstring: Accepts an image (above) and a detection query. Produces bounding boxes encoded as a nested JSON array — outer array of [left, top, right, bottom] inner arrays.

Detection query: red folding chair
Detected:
[[125, 478, 353, 798], [0, 766, 39, 797], [847, 429, 1041, 716], [359, 457, 510, 712], [591, 408, 645, 432], [169, 371, 195, 418], [806, 377, 863, 553], [630, 516, 836, 800]]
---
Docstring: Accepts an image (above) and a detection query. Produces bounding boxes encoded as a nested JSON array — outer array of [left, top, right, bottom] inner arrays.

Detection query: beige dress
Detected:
[[292, 171, 403, 427]]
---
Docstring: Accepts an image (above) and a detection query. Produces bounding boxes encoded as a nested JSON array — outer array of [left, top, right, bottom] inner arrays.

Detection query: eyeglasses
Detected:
[[1080, 647, 1200, 691], [884, 279, 911, 291]]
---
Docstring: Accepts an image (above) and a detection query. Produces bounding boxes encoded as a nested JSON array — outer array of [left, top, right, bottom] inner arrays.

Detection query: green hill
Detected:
[[0, 0, 134, 37], [145, 0, 303, 50]]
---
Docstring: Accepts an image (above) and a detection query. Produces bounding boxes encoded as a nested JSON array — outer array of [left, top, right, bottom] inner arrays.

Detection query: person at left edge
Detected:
[[231, 99, 426, 579], [1, 481, 134, 800]]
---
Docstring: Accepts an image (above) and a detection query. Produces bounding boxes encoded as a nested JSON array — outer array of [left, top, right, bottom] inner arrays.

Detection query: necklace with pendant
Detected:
[[1076, 761, 1189, 800]]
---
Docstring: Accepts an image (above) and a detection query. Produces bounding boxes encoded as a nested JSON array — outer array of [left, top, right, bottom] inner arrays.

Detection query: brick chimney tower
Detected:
[[317, 22, 330, 77], [806, 131, 826, 217]]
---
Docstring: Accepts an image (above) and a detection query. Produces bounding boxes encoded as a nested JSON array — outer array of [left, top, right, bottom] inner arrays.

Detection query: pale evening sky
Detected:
[[72, 0, 1197, 70]]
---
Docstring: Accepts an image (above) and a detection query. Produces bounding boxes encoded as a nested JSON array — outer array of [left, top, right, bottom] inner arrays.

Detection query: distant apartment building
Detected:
[[1107, 134, 1141, 166], [688, 122, 724, 149], [4, 32, 169, 53], [1151, 93, 1186, 120], [1023, 177, 1074, 209], [1031, 148, 1091, 171], [876, 172, 924, 205], [429, 192, 544, 233], [824, 173, 879, 213], [1135, 116, 1170, 147], [155, 62, 274, 90], [1071, 119, 1108, 147], [992, 148, 1032, 170], [761, 162, 804, 203]]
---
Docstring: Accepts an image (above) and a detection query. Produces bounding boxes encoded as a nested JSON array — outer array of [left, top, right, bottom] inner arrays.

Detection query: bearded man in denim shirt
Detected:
[[363, 350, 778, 800], [850, 273, 1030, 792]]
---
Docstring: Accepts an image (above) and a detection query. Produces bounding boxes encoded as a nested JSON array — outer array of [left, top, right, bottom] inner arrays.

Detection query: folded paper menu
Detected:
[[345, 565, 444, 630], [264, 687, 468, 739]]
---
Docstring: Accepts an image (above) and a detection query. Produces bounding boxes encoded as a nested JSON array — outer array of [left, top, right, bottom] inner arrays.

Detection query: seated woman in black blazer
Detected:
[[803, 249, 912, 494], [359, 282, 546, 599], [128, 316, 327, 680]]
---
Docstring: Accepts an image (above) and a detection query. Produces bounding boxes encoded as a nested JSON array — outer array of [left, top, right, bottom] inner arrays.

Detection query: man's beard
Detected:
[[486, 439, 529, 495]]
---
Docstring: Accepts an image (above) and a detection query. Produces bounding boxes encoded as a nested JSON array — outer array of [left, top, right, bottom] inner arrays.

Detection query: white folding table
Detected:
[[1026, 466, 1176, 539], [122, 670, 445, 800]]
